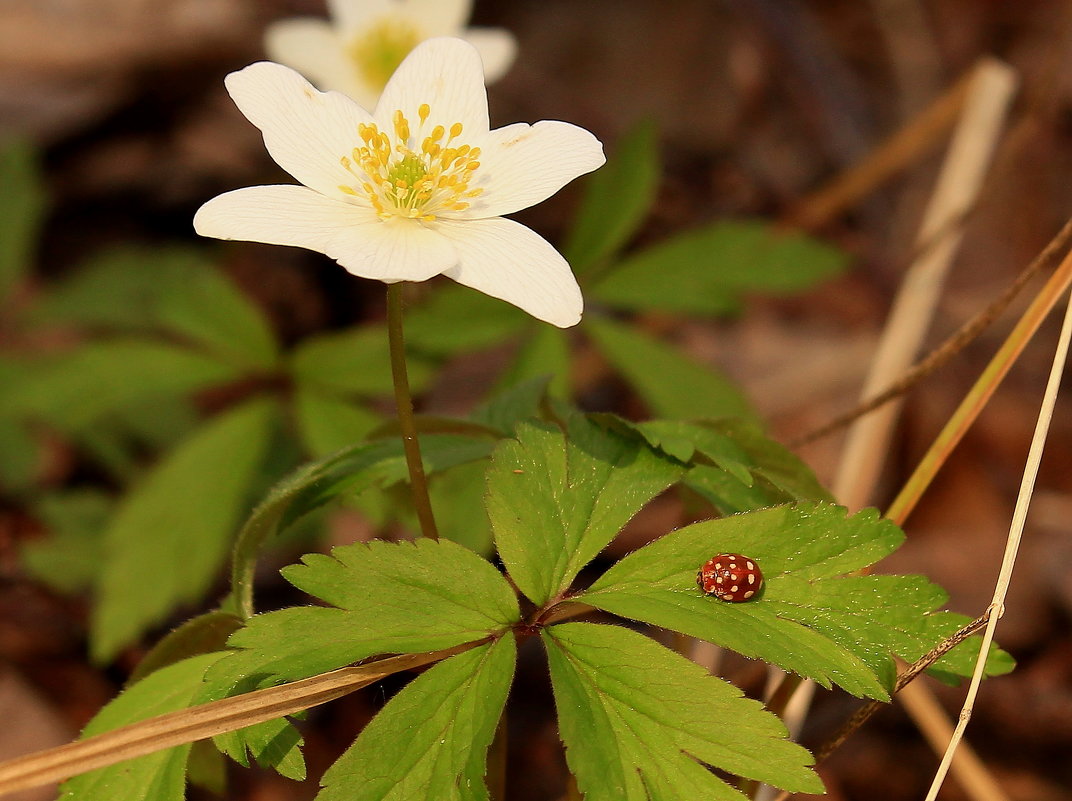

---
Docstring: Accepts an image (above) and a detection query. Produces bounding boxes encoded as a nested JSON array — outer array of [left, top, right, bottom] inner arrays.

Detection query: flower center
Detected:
[[347, 18, 421, 91], [339, 105, 483, 223]]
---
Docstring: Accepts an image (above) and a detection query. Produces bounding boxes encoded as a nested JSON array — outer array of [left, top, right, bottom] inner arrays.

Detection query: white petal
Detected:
[[328, 0, 394, 33], [461, 28, 517, 83], [224, 61, 374, 199], [436, 217, 582, 327], [194, 185, 459, 282], [449, 120, 605, 220], [374, 37, 489, 139], [403, 0, 473, 35], [264, 19, 377, 106]]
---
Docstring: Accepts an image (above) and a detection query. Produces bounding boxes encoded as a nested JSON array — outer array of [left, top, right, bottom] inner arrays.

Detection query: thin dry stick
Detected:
[[780, 62, 975, 232], [924, 283, 1072, 800], [833, 58, 1017, 512], [794, 215, 1072, 447], [0, 641, 482, 799], [885, 245, 1072, 526]]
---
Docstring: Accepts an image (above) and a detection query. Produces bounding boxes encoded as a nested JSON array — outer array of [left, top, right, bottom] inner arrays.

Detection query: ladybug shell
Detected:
[[697, 553, 763, 602]]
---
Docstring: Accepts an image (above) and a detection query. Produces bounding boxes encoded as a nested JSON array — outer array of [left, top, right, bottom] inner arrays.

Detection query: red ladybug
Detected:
[[697, 553, 763, 602]]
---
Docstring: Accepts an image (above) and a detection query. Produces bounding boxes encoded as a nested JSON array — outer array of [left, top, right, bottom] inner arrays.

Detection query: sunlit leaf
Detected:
[[486, 415, 681, 606], [544, 623, 823, 800], [579, 503, 1010, 698], [209, 538, 519, 686], [317, 637, 516, 801]]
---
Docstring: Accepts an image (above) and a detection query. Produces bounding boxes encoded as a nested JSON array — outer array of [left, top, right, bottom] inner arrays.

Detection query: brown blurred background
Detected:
[[2, 1, 1072, 799]]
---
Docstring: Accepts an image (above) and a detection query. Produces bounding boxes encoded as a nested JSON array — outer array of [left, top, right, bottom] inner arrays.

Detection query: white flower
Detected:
[[265, 0, 516, 111], [193, 38, 604, 327]]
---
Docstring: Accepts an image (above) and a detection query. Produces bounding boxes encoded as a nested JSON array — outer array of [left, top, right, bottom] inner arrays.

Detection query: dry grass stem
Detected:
[[0, 642, 482, 798], [923, 285, 1072, 799]]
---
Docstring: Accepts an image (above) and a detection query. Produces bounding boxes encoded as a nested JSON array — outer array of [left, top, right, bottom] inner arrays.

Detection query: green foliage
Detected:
[[584, 316, 754, 420], [31, 246, 278, 368], [632, 418, 832, 513], [486, 416, 682, 606], [0, 138, 45, 301], [208, 538, 519, 687], [579, 503, 1012, 697], [564, 119, 660, 274], [404, 282, 527, 357], [0, 340, 239, 433], [289, 325, 432, 396], [21, 490, 110, 593], [317, 637, 515, 801], [494, 324, 571, 398], [544, 623, 823, 800], [591, 220, 849, 315], [90, 398, 278, 662], [292, 387, 382, 456], [59, 653, 224, 801]]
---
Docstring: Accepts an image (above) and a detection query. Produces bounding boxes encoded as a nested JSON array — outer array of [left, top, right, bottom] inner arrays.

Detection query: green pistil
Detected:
[[388, 153, 428, 208]]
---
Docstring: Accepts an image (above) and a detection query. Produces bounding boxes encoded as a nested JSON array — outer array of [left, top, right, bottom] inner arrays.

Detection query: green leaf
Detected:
[[564, 119, 660, 274], [213, 716, 306, 781], [584, 316, 754, 420], [469, 376, 551, 435], [0, 340, 240, 431], [591, 219, 849, 314], [0, 138, 45, 301], [579, 503, 1006, 698], [209, 538, 518, 687], [633, 418, 831, 514], [543, 623, 823, 800], [425, 460, 494, 553], [404, 281, 528, 356], [494, 325, 571, 398], [127, 610, 244, 685], [91, 398, 277, 662], [21, 490, 110, 593], [293, 387, 381, 456], [33, 246, 278, 368], [486, 416, 682, 606], [317, 636, 515, 801], [290, 325, 432, 396], [58, 653, 224, 801], [229, 433, 497, 617]]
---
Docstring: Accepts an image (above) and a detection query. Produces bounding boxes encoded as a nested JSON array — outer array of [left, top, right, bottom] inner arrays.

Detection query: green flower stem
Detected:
[[386, 282, 439, 540]]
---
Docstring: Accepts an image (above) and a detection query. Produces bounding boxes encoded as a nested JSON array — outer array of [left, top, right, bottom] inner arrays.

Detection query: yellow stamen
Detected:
[[338, 105, 484, 222]]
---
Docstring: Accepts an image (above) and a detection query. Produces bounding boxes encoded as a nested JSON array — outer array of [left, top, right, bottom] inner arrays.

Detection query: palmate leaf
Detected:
[[207, 538, 519, 689], [544, 623, 823, 800], [317, 636, 516, 801], [579, 503, 1011, 699], [485, 416, 682, 606]]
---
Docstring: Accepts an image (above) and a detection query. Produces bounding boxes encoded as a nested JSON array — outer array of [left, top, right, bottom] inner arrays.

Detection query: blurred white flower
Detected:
[[194, 38, 604, 327], [265, 0, 516, 110]]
